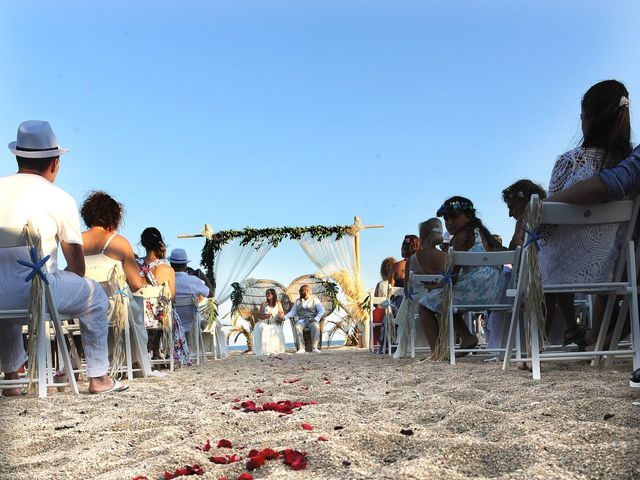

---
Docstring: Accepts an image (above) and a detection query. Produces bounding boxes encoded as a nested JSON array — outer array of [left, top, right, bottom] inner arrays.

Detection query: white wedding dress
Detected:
[[252, 304, 286, 356]]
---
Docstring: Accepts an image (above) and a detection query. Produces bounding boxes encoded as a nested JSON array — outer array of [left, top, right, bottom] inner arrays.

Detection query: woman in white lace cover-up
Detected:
[[253, 289, 286, 356], [539, 80, 632, 347], [394, 218, 445, 358]]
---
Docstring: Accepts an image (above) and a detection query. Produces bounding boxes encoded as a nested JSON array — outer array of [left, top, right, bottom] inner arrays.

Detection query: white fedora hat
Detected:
[[168, 248, 190, 264], [8, 120, 69, 159]]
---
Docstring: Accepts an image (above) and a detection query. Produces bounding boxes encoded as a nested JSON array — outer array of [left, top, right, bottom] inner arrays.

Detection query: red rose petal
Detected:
[[210, 456, 229, 465], [132, 476, 149, 480], [233, 398, 241, 403], [255, 388, 264, 393], [237, 474, 253, 480], [318, 436, 328, 441], [283, 378, 301, 384], [246, 454, 265, 471], [218, 477, 229, 480], [217, 439, 233, 448], [228, 454, 241, 463], [302, 423, 314, 431], [164, 472, 176, 480]]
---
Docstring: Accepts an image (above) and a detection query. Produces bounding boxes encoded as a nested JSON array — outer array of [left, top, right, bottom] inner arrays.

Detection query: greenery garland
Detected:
[[201, 224, 355, 286]]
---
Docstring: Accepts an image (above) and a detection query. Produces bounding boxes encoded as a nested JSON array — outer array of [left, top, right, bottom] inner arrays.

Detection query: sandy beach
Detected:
[[1, 348, 639, 480]]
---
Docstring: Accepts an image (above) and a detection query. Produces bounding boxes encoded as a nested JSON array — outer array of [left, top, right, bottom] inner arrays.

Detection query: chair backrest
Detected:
[[452, 248, 521, 268], [84, 261, 121, 283], [174, 294, 198, 308], [138, 285, 165, 299], [539, 197, 635, 225], [0, 225, 28, 249]]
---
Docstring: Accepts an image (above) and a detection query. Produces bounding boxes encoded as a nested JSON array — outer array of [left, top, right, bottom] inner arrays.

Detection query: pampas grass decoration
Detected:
[[434, 248, 455, 361], [23, 224, 44, 393], [523, 196, 547, 353]]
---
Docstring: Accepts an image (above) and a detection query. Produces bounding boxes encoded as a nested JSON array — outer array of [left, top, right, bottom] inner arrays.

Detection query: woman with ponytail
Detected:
[[137, 227, 191, 366], [540, 80, 632, 348]]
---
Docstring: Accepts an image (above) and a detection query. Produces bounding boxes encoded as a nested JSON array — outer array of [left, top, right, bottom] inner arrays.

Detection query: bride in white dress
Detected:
[[253, 289, 286, 356]]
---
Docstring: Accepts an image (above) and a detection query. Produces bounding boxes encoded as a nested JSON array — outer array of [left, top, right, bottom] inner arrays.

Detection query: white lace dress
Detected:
[[540, 147, 623, 284], [252, 304, 286, 356]]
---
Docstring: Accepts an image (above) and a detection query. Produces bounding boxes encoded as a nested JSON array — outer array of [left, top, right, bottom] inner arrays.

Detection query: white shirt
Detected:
[[0, 173, 83, 273], [284, 296, 325, 322]]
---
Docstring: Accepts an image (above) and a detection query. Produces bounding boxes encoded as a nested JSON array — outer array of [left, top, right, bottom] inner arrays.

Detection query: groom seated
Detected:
[[284, 284, 325, 354]]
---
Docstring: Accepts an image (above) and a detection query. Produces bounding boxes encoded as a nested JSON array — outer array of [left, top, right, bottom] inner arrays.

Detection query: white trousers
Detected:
[[0, 270, 109, 377], [294, 319, 320, 350]]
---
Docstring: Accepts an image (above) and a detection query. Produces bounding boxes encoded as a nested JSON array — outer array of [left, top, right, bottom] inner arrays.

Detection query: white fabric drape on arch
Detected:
[[298, 233, 358, 281], [203, 238, 273, 358]]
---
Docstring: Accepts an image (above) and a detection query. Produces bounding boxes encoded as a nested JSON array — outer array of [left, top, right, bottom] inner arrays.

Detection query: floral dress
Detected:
[[137, 258, 192, 366], [420, 229, 503, 313]]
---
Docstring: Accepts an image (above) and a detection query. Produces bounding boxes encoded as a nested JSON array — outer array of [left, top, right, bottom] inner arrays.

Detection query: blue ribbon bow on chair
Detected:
[[524, 227, 542, 251], [17, 247, 50, 285], [110, 287, 130, 298], [439, 271, 457, 286], [404, 287, 415, 301]]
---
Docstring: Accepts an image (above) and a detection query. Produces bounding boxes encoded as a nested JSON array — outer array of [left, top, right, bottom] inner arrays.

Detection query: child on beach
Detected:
[[418, 197, 504, 357]]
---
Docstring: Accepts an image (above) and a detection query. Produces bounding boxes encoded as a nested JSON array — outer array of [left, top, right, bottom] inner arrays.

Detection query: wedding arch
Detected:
[[178, 217, 382, 348]]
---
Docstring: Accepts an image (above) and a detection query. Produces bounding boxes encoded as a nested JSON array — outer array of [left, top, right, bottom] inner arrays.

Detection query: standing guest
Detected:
[[540, 80, 632, 347], [419, 197, 503, 358], [136, 227, 191, 366], [253, 289, 286, 356], [168, 248, 211, 350], [284, 284, 326, 354], [81, 191, 153, 377], [0, 121, 126, 394]]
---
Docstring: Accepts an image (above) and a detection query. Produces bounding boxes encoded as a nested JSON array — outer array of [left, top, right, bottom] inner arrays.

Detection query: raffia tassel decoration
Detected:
[[205, 298, 218, 328], [330, 269, 368, 323], [160, 282, 173, 359], [108, 266, 127, 379], [434, 248, 455, 361], [523, 195, 547, 353], [23, 224, 44, 393]]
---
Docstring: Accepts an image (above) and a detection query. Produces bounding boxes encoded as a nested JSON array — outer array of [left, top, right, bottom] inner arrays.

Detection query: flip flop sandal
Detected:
[[630, 368, 640, 388], [91, 379, 129, 394]]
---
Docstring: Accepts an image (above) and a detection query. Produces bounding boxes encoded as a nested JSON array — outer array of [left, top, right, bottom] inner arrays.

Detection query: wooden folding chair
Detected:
[[503, 195, 640, 379], [0, 221, 79, 397]]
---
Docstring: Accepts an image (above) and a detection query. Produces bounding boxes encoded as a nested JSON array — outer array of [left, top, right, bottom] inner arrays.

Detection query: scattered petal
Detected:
[[246, 454, 265, 471], [282, 449, 308, 471], [283, 378, 301, 384], [255, 388, 264, 393], [237, 474, 254, 480], [318, 436, 328, 442], [302, 423, 314, 431], [210, 457, 229, 465], [196, 439, 211, 451], [217, 439, 233, 448]]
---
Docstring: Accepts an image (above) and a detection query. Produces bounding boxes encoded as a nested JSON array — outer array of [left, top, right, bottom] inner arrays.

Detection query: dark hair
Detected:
[[140, 227, 166, 259], [80, 191, 124, 230], [16, 156, 57, 173], [502, 179, 547, 203], [441, 196, 502, 252], [401, 235, 420, 259], [379, 257, 396, 280], [581, 80, 631, 169], [265, 288, 277, 307]]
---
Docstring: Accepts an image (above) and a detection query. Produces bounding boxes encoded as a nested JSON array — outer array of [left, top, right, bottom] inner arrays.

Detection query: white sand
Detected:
[[1, 348, 639, 480]]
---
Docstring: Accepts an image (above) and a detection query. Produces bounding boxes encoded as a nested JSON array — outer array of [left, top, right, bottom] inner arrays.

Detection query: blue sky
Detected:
[[1, 0, 639, 294]]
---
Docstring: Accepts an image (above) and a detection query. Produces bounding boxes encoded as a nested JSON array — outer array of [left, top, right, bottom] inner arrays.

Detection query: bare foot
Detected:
[[2, 371, 22, 397]]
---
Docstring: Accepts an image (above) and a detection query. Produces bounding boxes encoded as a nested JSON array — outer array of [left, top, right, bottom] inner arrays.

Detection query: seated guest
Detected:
[[136, 227, 191, 366], [419, 197, 503, 358], [0, 121, 125, 394], [253, 288, 286, 356], [539, 80, 632, 348], [81, 191, 153, 376], [374, 256, 396, 298], [501, 179, 547, 249], [284, 284, 326, 354], [388, 235, 420, 288], [394, 218, 445, 358], [168, 248, 211, 349], [484, 180, 548, 358]]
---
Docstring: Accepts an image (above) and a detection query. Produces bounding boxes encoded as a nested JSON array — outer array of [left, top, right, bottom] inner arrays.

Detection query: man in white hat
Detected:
[[169, 248, 212, 345], [0, 120, 127, 395]]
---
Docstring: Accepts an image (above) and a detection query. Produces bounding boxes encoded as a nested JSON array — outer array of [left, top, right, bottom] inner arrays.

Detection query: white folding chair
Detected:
[[368, 289, 386, 353], [503, 195, 640, 379], [84, 262, 137, 379], [416, 248, 521, 365], [407, 272, 441, 358], [174, 294, 206, 365], [381, 286, 404, 356], [0, 221, 79, 397], [136, 284, 175, 371]]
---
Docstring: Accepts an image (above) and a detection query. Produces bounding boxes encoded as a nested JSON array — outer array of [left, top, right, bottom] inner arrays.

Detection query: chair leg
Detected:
[[124, 314, 133, 380], [410, 314, 416, 359], [530, 312, 541, 380], [50, 318, 79, 395], [627, 241, 640, 370], [449, 305, 456, 366]]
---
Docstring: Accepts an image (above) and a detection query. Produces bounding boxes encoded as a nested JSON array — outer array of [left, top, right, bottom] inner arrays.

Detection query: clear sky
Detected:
[[1, 0, 639, 295]]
